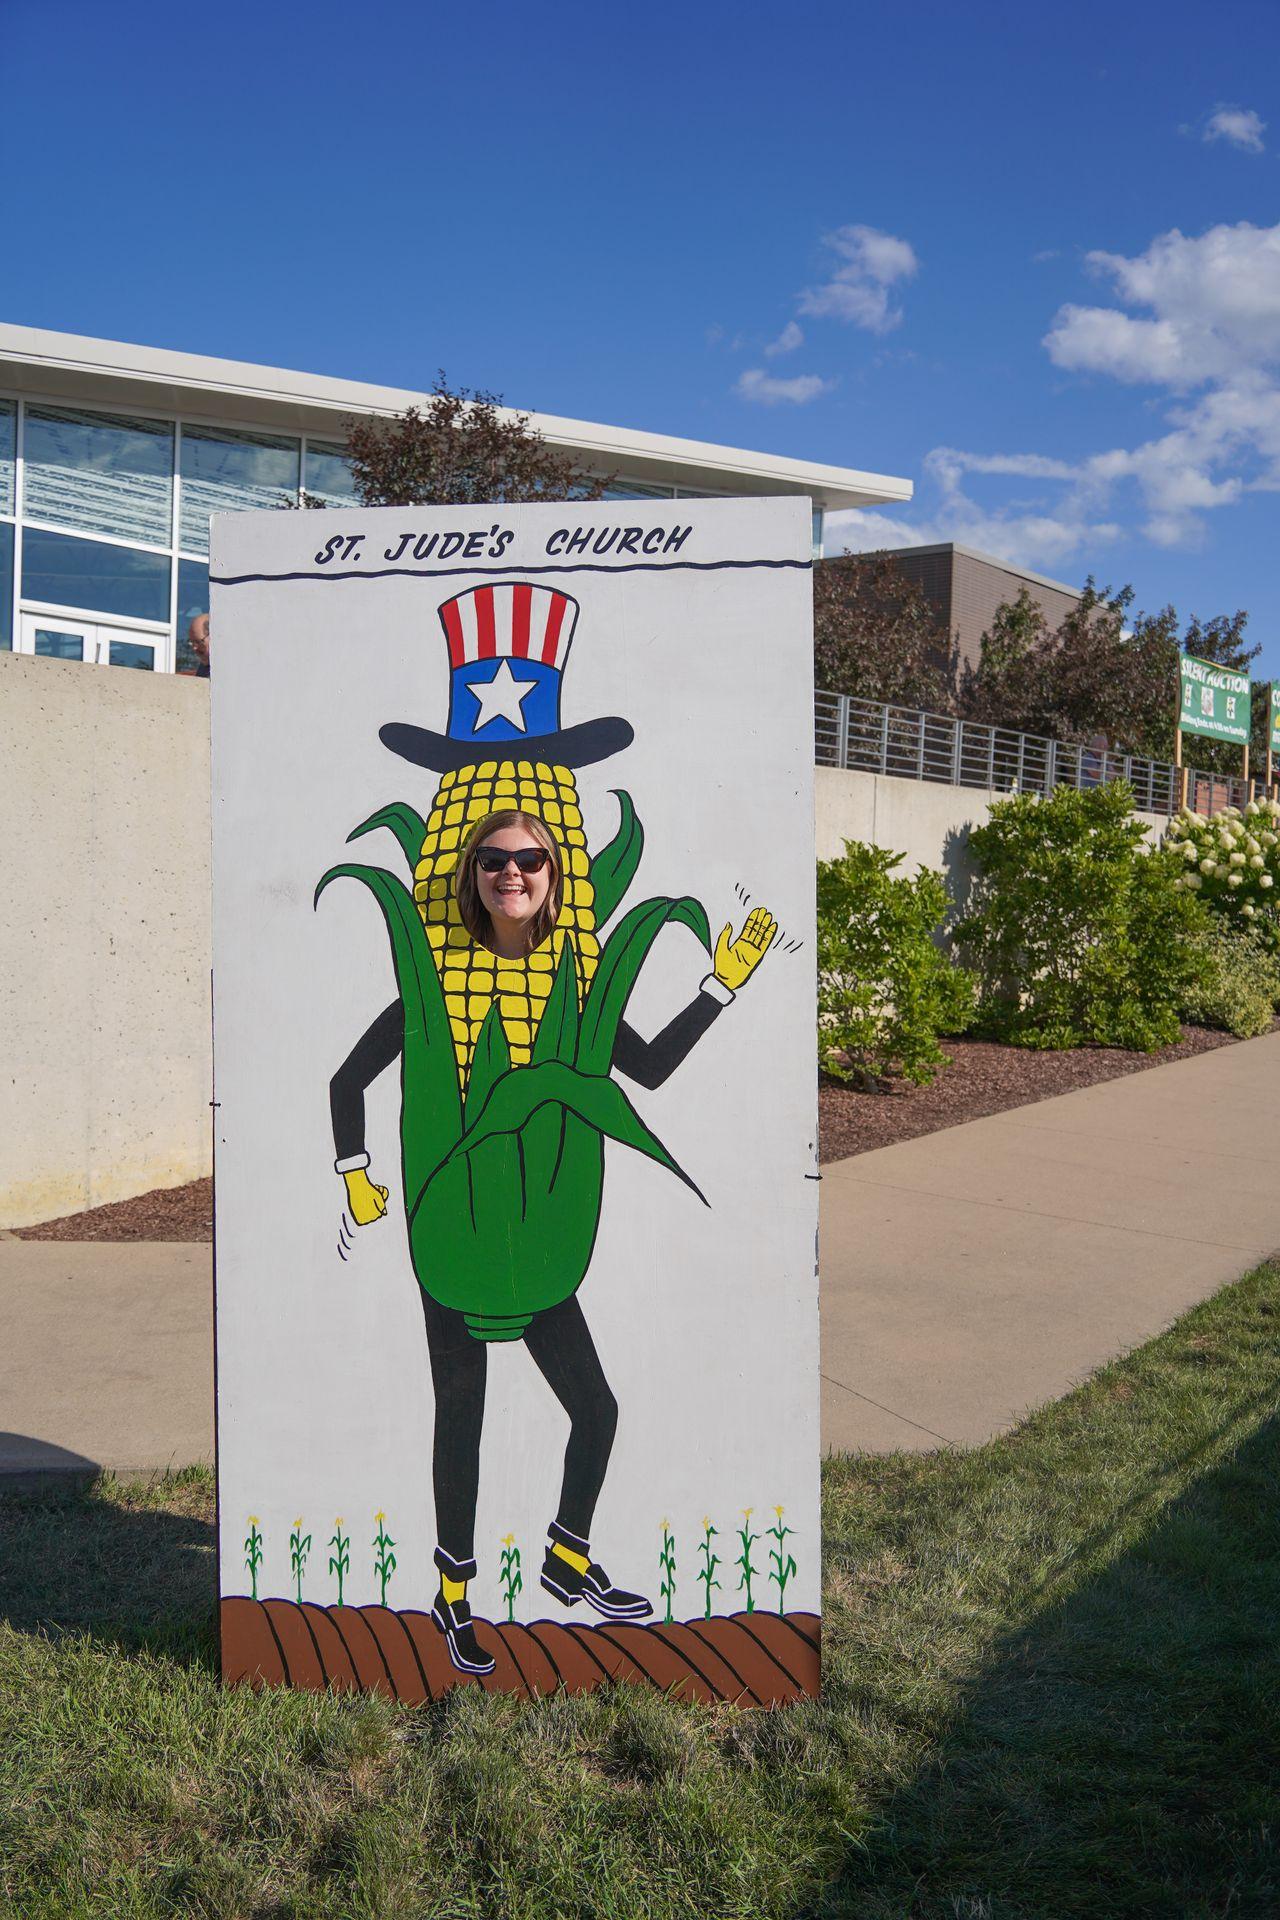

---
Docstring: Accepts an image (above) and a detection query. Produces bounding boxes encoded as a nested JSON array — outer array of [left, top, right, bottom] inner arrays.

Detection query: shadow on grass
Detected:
[[811, 1410, 1280, 1919], [0, 1470, 217, 1669]]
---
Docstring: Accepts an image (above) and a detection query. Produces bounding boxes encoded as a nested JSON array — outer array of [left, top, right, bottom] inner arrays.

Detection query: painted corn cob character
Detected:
[[320, 582, 775, 1676], [412, 755, 600, 1081]]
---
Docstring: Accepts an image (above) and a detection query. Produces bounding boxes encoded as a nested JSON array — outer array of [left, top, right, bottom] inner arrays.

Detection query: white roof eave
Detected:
[[0, 322, 913, 512]]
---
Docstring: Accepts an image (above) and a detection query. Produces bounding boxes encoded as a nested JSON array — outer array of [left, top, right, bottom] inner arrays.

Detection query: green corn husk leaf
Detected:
[[410, 1097, 603, 1336], [315, 863, 462, 1195], [418, 1060, 705, 1207], [589, 790, 643, 927], [346, 802, 427, 875], [465, 1002, 512, 1130], [520, 937, 583, 1213], [530, 937, 580, 1068], [577, 895, 711, 1074]]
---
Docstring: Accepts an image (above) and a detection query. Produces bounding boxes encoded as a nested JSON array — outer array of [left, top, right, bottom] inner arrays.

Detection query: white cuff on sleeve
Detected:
[[699, 973, 736, 1007], [334, 1153, 370, 1175]]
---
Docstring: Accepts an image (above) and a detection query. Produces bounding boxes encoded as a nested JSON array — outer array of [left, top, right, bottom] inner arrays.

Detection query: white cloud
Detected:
[[1204, 104, 1266, 153], [798, 224, 919, 334], [1045, 221, 1280, 388], [833, 217, 1280, 567], [735, 367, 833, 405], [763, 320, 804, 357], [825, 503, 1122, 576]]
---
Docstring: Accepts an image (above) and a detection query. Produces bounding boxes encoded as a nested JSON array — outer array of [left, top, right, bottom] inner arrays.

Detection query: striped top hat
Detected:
[[380, 581, 633, 773]]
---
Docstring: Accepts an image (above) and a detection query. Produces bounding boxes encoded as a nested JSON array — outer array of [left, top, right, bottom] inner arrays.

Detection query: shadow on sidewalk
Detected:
[[0, 1456, 216, 1668], [805, 1406, 1280, 1917]]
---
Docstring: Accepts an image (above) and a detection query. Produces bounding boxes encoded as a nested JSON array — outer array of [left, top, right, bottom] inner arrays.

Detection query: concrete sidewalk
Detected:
[[0, 1241, 212, 1483], [821, 1029, 1280, 1452], [2, 1033, 1278, 1481]]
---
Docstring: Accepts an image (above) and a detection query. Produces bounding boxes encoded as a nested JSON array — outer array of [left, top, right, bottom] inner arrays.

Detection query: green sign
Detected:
[[1179, 654, 1251, 746], [1271, 685, 1280, 756]]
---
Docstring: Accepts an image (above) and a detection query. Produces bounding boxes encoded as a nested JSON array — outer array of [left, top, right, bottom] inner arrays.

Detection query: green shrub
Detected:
[[817, 840, 974, 1087], [1179, 922, 1280, 1037], [1165, 796, 1280, 945], [954, 782, 1207, 1051]]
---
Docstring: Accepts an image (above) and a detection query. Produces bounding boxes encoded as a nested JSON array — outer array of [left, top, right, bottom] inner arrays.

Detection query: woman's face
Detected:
[[474, 824, 554, 938]]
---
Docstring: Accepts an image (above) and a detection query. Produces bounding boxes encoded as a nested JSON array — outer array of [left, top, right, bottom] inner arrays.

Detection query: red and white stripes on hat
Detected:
[[438, 583, 580, 671]]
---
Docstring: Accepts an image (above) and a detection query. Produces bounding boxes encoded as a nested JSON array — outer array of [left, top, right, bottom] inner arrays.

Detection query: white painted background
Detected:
[[211, 497, 818, 1622]]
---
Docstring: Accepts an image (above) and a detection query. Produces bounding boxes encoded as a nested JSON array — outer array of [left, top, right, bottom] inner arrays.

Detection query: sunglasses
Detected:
[[475, 845, 551, 874]]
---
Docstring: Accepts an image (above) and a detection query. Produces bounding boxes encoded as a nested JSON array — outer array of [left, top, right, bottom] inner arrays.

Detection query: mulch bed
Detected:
[[13, 1020, 1276, 1238], [15, 1176, 214, 1243], [818, 1021, 1275, 1163]]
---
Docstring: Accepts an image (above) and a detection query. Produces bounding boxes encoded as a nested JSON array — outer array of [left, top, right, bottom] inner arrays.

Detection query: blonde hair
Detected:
[[454, 810, 563, 954]]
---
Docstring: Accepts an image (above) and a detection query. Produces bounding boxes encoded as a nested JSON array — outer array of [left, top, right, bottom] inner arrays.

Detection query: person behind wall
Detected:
[[187, 614, 210, 678]]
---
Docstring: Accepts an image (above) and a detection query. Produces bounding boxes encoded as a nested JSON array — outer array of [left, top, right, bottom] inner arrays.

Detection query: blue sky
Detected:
[[8, 0, 1279, 669]]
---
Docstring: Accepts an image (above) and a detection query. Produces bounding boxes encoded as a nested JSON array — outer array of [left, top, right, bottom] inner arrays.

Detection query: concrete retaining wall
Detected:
[[0, 659, 1169, 1225], [0, 654, 212, 1228], [817, 765, 1166, 900]]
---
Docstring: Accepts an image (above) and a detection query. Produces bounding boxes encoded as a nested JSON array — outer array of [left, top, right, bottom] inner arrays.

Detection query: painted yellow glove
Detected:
[[343, 1167, 389, 1225], [713, 906, 777, 992]]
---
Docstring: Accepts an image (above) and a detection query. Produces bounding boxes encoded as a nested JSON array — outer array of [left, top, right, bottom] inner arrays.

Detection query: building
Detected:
[[881, 542, 1082, 671], [0, 323, 912, 676]]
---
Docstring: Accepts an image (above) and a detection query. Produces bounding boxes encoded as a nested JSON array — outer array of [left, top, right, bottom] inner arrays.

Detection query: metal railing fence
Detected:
[[815, 691, 1267, 816]]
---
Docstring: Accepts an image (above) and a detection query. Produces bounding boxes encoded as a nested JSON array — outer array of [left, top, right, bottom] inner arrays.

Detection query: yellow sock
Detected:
[[552, 1541, 590, 1575], [441, 1573, 466, 1604]]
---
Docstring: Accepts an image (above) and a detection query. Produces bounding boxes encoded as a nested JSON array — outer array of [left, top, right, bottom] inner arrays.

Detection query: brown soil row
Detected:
[[222, 1597, 820, 1706]]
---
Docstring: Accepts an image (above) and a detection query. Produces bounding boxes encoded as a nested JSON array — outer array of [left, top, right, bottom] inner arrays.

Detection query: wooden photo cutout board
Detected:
[[210, 497, 818, 1706]]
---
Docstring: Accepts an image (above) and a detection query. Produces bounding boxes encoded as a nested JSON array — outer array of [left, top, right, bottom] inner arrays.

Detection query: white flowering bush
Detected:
[[1165, 797, 1280, 946]]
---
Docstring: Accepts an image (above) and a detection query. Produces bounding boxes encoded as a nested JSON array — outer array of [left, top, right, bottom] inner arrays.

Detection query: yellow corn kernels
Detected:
[[413, 759, 600, 1086]]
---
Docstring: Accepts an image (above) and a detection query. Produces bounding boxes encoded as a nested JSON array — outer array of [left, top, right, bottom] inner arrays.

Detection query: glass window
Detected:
[[305, 439, 360, 507], [812, 506, 824, 559], [602, 479, 676, 500], [24, 405, 173, 547], [0, 400, 14, 516], [0, 521, 12, 649], [21, 526, 170, 624], [179, 425, 299, 555], [176, 557, 209, 673], [108, 638, 155, 670], [34, 625, 88, 660]]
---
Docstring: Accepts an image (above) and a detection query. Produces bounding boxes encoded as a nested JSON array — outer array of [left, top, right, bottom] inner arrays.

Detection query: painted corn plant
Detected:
[[244, 1518, 263, 1602], [329, 1518, 350, 1606], [659, 1520, 677, 1624], [289, 1519, 311, 1603], [372, 1511, 396, 1606], [767, 1506, 796, 1616], [698, 1518, 721, 1619], [499, 1534, 523, 1624], [736, 1509, 760, 1612], [316, 790, 711, 1342]]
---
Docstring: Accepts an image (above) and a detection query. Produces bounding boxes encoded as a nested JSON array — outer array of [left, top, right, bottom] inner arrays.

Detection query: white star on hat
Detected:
[[467, 659, 539, 733]]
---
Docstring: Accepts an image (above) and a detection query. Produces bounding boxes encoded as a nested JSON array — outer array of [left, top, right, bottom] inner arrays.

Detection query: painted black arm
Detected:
[[330, 1000, 403, 1161], [610, 989, 726, 1091]]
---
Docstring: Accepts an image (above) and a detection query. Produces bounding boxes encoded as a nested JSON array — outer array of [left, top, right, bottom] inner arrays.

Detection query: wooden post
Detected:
[[1175, 722, 1187, 811]]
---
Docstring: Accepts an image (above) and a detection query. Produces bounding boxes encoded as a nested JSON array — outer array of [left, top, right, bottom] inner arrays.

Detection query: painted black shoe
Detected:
[[431, 1589, 496, 1675], [540, 1549, 653, 1620]]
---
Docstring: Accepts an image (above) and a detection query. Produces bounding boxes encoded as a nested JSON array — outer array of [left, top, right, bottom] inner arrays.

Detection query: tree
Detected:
[[344, 373, 611, 507], [813, 551, 957, 711], [962, 580, 1259, 772]]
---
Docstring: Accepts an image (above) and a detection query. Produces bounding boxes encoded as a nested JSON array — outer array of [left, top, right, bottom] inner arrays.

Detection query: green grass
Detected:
[[3, 1266, 1279, 1918]]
